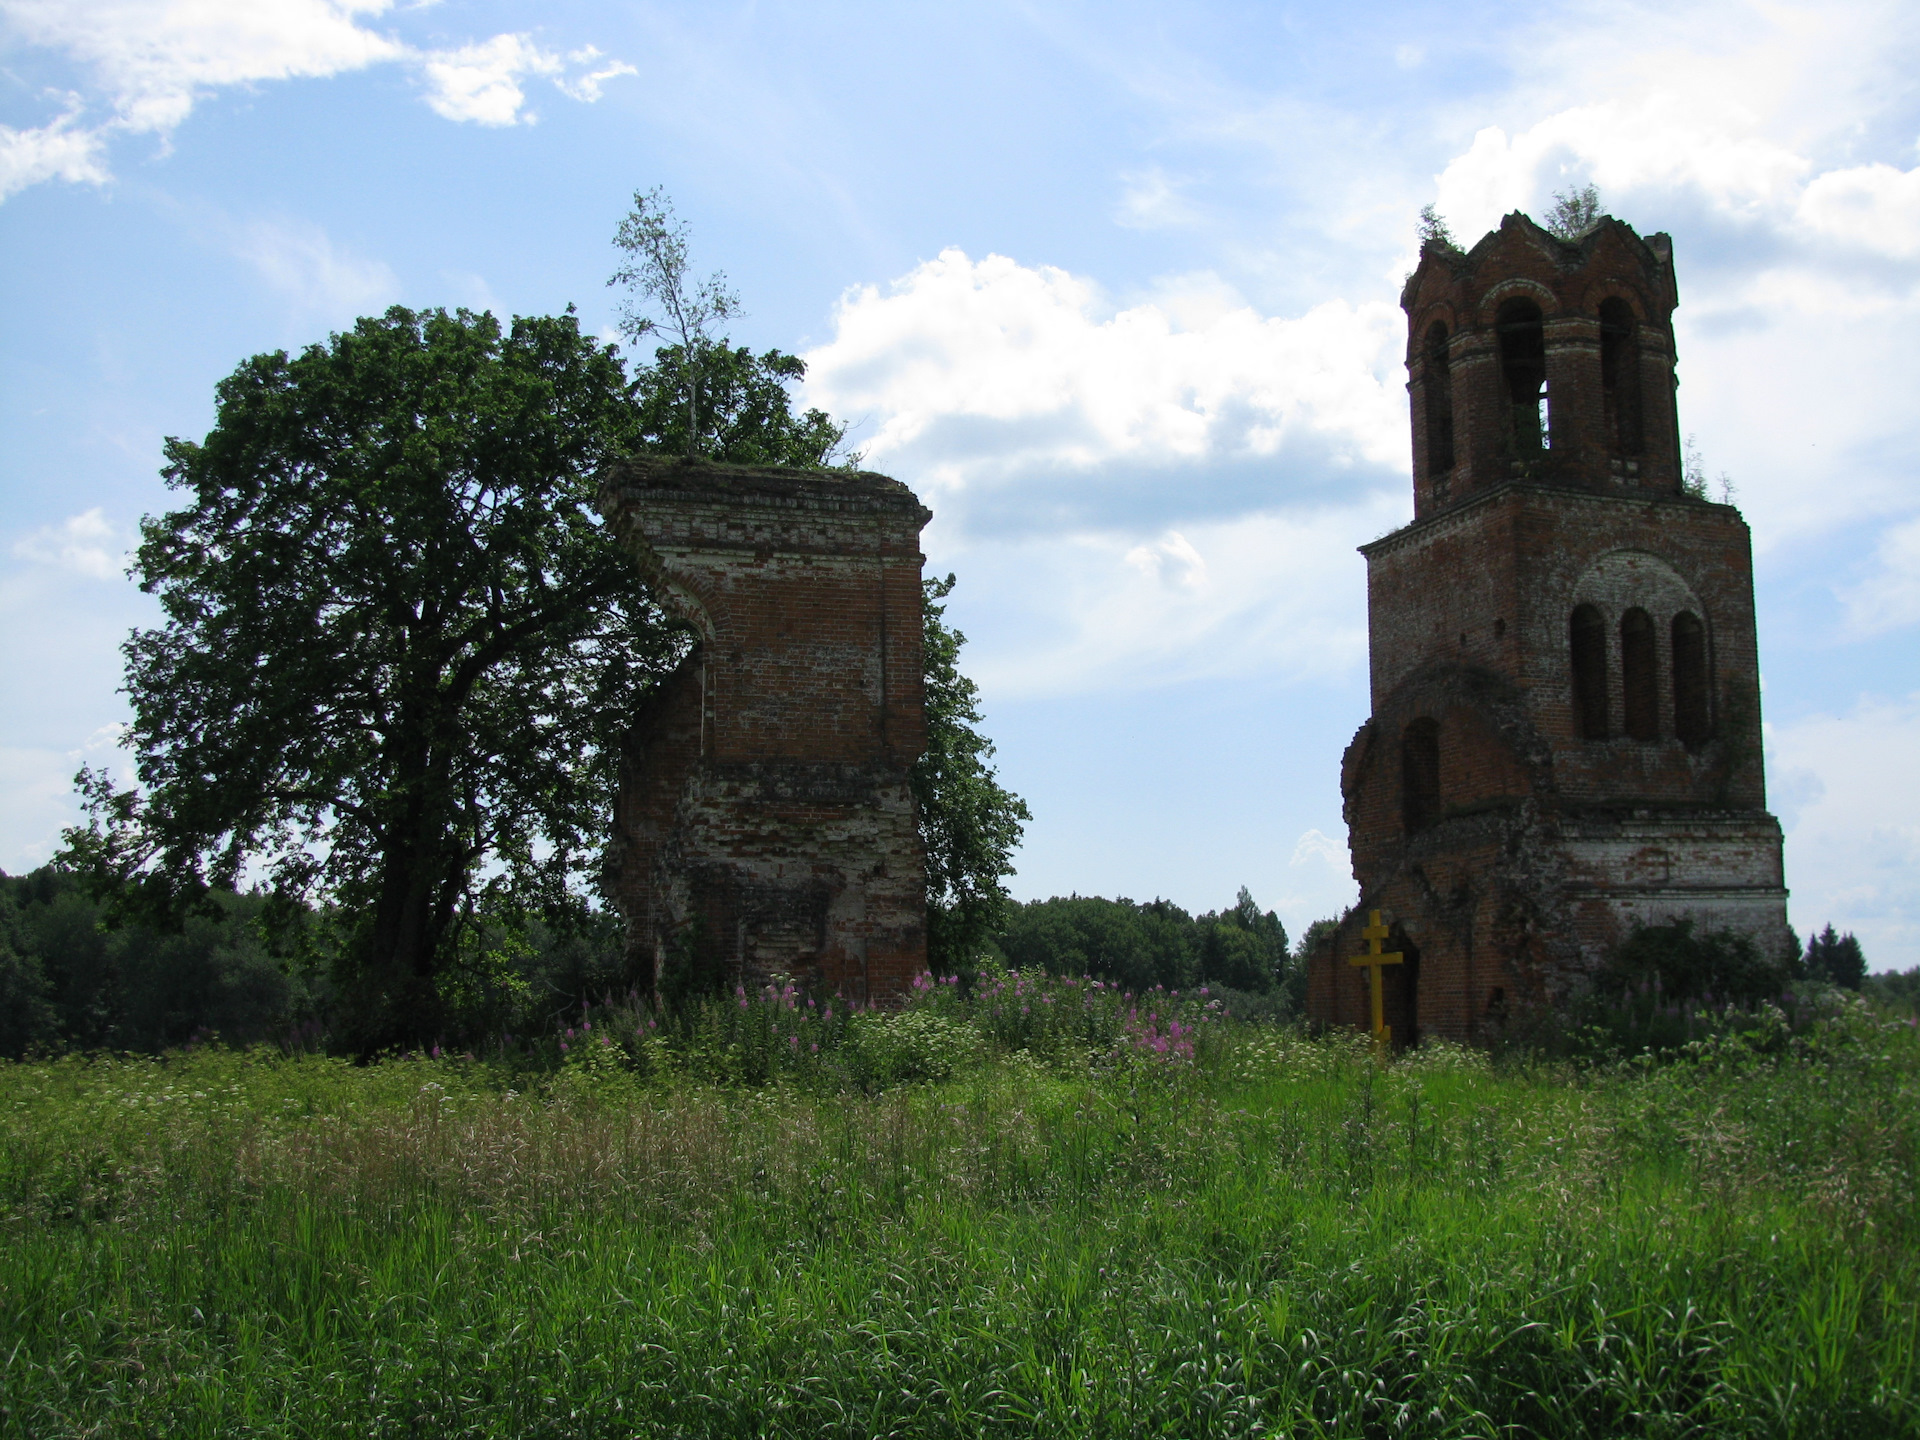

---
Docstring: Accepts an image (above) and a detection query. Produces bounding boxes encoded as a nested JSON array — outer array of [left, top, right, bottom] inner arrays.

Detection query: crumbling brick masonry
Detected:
[[1307, 213, 1791, 1044], [597, 457, 932, 1002]]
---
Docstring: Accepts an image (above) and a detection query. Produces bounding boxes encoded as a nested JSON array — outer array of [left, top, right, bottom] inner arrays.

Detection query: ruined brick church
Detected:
[[598, 459, 933, 1002], [1305, 212, 1791, 1044]]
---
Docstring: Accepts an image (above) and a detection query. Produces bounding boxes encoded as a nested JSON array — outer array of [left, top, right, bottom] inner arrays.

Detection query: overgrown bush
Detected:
[[1561, 919, 1812, 1058]]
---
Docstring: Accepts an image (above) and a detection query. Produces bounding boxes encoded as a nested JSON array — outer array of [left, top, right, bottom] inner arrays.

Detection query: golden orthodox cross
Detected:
[[1347, 909, 1403, 1055]]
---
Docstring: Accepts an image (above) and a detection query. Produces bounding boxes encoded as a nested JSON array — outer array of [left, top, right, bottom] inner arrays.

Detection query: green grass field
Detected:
[[2, 983, 1916, 1438]]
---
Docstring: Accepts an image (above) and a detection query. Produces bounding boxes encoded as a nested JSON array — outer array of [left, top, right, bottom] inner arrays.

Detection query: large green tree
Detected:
[[65, 306, 684, 1051]]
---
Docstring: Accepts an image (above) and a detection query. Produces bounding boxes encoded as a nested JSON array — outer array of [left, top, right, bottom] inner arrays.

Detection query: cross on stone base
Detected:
[[1347, 909, 1403, 1056]]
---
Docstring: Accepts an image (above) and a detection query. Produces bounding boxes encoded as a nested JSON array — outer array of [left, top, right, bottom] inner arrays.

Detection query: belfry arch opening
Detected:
[[1621, 607, 1659, 741], [1599, 297, 1643, 458], [1570, 604, 1608, 739], [1401, 717, 1441, 833], [1672, 610, 1712, 743], [1423, 321, 1455, 481], [1496, 297, 1548, 453]]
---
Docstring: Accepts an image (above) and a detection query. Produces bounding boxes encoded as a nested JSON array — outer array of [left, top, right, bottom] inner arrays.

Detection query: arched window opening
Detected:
[[1402, 718, 1441, 834], [1599, 298, 1643, 457], [1570, 604, 1608, 740], [1496, 297, 1548, 453], [1621, 607, 1659, 741], [1672, 611, 1711, 743], [1423, 321, 1455, 480]]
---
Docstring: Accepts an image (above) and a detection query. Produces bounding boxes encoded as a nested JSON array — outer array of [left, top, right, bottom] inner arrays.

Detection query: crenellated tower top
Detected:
[[1401, 212, 1682, 519]]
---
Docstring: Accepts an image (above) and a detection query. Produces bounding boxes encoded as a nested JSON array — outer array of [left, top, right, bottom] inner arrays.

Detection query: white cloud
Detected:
[[1431, 105, 1808, 248], [1424, 2, 1915, 245], [803, 248, 1407, 497], [420, 33, 562, 127], [1771, 693, 1920, 969], [11, 508, 125, 580], [1290, 827, 1347, 868], [1798, 162, 1920, 259], [1, 0, 406, 135], [236, 217, 400, 316], [0, 94, 110, 199], [0, 1, 634, 196]]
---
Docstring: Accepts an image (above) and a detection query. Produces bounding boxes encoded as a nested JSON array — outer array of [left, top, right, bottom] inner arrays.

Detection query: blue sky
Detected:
[[3, 0, 1918, 965]]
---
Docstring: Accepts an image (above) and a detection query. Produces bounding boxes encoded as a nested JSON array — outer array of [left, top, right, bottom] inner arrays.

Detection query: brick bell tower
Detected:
[[1305, 212, 1791, 1045]]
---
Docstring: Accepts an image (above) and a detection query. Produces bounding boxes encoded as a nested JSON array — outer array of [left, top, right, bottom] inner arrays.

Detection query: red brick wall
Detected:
[[598, 458, 932, 1001]]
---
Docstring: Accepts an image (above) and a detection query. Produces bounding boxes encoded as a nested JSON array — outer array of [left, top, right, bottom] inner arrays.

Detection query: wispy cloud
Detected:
[[235, 217, 401, 317], [1770, 693, 1920, 965], [554, 46, 638, 104], [11, 508, 126, 580], [1840, 518, 1920, 637], [1115, 166, 1202, 229]]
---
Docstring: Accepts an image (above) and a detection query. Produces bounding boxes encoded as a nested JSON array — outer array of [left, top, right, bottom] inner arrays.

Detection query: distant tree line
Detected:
[[8, 857, 1907, 1059], [993, 888, 1317, 1018], [0, 865, 645, 1059]]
